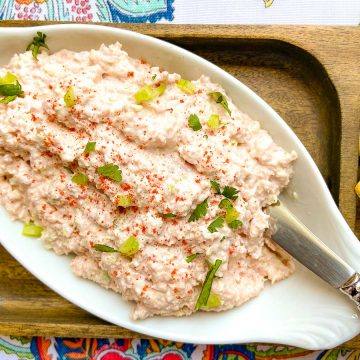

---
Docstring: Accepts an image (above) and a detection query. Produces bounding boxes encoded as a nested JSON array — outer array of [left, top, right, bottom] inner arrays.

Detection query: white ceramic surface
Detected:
[[0, 24, 359, 350]]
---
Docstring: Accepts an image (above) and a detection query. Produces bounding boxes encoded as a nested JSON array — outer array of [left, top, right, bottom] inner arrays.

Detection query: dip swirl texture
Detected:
[[0, 43, 297, 319]]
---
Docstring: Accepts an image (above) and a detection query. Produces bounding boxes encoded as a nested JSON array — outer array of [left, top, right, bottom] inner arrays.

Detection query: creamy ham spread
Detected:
[[0, 43, 296, 319]]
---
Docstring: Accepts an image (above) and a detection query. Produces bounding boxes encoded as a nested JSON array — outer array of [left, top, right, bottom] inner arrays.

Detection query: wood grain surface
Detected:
[[0, 22, 359, 348]]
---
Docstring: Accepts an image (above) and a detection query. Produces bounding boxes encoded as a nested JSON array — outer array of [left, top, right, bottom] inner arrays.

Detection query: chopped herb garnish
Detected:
[[218, 198, 232, 210], [118, 236, 139, 256], [208, 91, 231, 115], [94, 244, 118, 253], [84, 141, 96, 154], [71, 173, 88, 185], [203, 292, 221, 308], [228, 219, 243, 230], [134, 83, 166, 104], [160, 212, 176, 218], [64, 86, 76, 107], [207, 217, 225, 233], [26, 32, 49, 60], [195, 259, 222, 310], [64, 166, 74, 174], [116, 195, 132, 208], [225, 207, 240, 224], [188, 114, 202, 131], [0, 72, 17, 85], [207, 114, 221, 130], [222, 186, 239, 200], [189, 198, 208, 222], [97, 163, 122, 182], [176, 79, 196, 95], [186, 253, 199, 263], [151, 74, 157, 80], [0, 73, 24, 104], [220, 236, 226, 242], [0, 81, 23, 97], [22, 222, 43, 237], [210, 180, 221, 194], [0, 95, 17, 104]]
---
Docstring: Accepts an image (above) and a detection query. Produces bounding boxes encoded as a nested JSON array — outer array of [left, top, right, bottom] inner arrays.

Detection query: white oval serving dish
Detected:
[[0, 24, 359, 349]]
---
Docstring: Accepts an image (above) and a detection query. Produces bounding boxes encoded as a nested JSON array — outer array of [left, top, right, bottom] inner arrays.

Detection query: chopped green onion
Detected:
[[189, 198, 208, 222], [188, 114, 202, 131], [64, 86, 77, 107], [218, 198, 232, 210], [118, 235, 139, 257], [22, 222, 43, 237], [207, 114, 221, 129], [94, 244, 118, 253], [64, 166, 74, 174], [117, 194, 132, 208], [0, 72, 17, 85], [0, 81, 23, 96], [26, 31, 49, 60], [160, 212, 176, 218], [203, 292, 221, 308], [186, 253, 199, 263], [71, 173, 88, 185], [134, 83, 166, 104], [195, 259, 222, 310], [228, 219, 243, 230], [208, 91, 231, 115], [176, 79, 195, 95], [207, 217, 225, 233], [225, 207, 239, 224], [210, 180, 221, 194], [97, 163, 122, 182], [84, 141, 96, 154], [0, 73, 24, 104], [0, 95, 17, 104]]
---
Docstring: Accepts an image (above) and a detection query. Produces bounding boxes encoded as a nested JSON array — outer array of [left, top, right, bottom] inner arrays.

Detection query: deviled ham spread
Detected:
[[0, 41, 296, 319]]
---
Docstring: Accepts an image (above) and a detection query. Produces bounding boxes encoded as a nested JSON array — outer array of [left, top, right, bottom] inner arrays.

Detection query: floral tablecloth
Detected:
[[1, 337, 360, 360], [1, 1, 360, 359]]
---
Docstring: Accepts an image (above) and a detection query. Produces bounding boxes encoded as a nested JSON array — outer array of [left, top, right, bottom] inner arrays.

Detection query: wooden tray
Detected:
[[0, 22, 359, 347]]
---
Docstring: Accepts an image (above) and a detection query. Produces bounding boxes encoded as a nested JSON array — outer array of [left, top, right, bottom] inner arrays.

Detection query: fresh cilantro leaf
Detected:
[[188, 198, 208, 222], [208, 91, 231, 115], [218, 198, 232, 210], [84, 141, 96, 154], [188, 114, 202, 131], [186, 253, 199, 263], [26, 32, 49, 60], [228, 219, 243, 230], [210, 180, 221, 194], [160, 212, 176, 218], [97, 163, 122, 182], [195, 259, 222, 310], [207, 217, 225, 233], [93, 244, 117, 252], [222, 186, 239, 200], [225, 207, 239, 224]]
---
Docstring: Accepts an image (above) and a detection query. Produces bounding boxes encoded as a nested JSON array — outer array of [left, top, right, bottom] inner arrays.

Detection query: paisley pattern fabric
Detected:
[[0, 337, 359, 360], [0, 0, 174, 22]]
